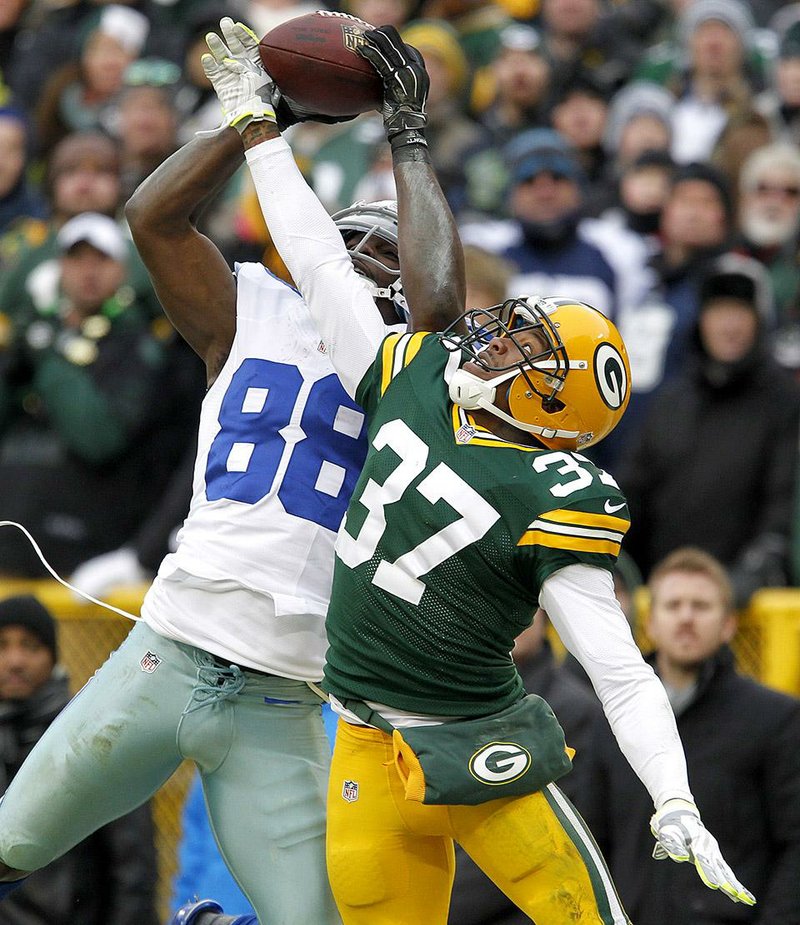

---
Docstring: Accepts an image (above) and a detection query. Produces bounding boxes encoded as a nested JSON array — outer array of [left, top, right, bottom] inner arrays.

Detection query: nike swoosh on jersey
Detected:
[[604, 500, 627, 514]]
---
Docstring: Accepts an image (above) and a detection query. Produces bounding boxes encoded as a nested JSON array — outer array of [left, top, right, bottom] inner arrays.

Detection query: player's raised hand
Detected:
[[650, 799, 756, 906], [201, 17, 277, 133], [357, 25, 429, 147]]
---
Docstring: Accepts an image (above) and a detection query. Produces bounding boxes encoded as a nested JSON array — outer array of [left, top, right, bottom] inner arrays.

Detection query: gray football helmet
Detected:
[[332, 199, 407, 322]]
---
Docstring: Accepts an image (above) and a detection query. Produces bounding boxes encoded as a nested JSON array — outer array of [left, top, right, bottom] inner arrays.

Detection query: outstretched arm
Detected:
[[541, 563, 756, 909], [358, 26, 465, 333], [125, 18, 280, 384], [125, 130, 244, 383]]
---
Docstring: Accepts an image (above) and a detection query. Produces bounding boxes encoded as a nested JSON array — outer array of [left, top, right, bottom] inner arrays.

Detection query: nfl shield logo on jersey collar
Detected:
[[342, 779, 359, 802], [456, 423, 477, 444]]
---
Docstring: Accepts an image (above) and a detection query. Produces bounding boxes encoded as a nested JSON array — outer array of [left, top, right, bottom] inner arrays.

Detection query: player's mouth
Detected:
[[462, 359, 501, 381]]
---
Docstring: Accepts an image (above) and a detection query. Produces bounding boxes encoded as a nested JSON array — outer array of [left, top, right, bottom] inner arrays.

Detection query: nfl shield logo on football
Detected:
[[139, 651, 161, 673], [342, 25, 367, 52], [342, 779, 359, 802]]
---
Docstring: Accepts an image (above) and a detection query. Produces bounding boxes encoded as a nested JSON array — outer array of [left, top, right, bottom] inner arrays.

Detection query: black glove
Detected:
[[357, 25, 429, 148], [273, 89, 359, 131]]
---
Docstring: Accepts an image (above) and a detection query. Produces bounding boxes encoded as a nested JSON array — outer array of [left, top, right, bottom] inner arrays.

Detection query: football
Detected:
[[259, 11, 383, 118]]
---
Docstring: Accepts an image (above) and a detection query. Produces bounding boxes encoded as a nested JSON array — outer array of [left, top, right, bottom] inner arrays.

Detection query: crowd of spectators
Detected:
[[2, 1, 800, 922], [3, 0, 800, 601]]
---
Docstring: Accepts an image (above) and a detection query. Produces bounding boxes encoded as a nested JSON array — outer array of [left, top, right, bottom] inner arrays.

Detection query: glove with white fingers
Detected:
[[202, 17, 277, 132], [202, 16, 359, 132], [357, 25, 429, 149], [650, 799, 756, 906]]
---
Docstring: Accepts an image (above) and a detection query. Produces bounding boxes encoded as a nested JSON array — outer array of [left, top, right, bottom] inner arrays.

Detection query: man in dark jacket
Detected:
[[581, 548, 800, 925], [619, 252, 800, 605], [0, 594, 158, 925], [447, 612, 604, 925]]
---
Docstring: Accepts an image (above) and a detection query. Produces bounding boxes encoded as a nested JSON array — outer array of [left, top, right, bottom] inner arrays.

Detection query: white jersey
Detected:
[[142, 263, 395, 679]]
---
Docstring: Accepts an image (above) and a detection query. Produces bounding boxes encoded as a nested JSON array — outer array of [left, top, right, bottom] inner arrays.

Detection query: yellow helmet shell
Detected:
[[506, 300, 631, 451]]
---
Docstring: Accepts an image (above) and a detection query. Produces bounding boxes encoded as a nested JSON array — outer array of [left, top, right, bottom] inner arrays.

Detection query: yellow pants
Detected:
[[327, 720, 631, 925]]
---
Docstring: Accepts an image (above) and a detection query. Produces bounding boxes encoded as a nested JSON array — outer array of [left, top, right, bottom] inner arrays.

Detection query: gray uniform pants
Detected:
[[0, 621, 340, 925]]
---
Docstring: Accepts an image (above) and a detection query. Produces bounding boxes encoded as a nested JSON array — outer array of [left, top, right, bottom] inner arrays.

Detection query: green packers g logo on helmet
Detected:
[[468, 741, 532, 786]]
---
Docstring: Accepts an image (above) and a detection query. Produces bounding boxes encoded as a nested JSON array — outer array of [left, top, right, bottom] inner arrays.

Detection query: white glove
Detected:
[[70, 548, 150, 600], [650, 799, 756, 906], [201, 17, 276, 132]]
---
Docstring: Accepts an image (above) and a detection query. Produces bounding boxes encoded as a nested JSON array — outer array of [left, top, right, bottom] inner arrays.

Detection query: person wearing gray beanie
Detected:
[[678, 0, 756, 51], [603, 81, 674, 161]]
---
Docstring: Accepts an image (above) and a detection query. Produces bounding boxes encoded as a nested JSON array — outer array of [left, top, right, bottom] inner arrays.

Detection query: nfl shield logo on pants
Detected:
[[342, 779, 359, 803], [139, 651, 161, 673]]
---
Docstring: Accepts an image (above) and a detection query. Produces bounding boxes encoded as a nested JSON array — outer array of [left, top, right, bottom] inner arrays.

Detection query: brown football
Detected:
[[259, 11, 383, 118]]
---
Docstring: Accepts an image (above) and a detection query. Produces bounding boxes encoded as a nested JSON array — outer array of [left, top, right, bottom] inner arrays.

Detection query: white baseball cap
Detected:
[[57, 213, 128, 262]]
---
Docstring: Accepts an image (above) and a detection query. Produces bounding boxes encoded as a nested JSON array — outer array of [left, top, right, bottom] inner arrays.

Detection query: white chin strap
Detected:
[[355, 270, 407, 317], [448, 368, 580, 440]]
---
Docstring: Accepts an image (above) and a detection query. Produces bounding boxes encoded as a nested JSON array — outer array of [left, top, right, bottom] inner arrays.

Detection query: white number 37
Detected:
[[336, 420, 500, 605]]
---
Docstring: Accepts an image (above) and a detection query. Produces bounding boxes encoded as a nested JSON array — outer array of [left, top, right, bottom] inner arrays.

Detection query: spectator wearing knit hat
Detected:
[[603, 81, 674, 172], [34, 5, 150, 157], [0, 597, 58, 697], [619, 253, 800, 608], [636, 0, 772, 164], [0, 593, 160, 924], [595, 160, 734, 469], [756, 18, 800, 146], [460, 128, 620, 320]]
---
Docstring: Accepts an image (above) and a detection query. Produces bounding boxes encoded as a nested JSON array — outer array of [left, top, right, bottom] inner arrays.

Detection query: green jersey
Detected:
[[323, 333, 630, 716]]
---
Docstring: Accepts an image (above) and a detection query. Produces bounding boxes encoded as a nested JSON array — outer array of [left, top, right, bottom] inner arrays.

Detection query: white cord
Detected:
[[0, 521, 140, 622]]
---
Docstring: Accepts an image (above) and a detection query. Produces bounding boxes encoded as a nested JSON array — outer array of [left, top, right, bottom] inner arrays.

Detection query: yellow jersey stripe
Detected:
[[537, 508, 630, 534], [404, 332, 427, 366], [381, 333, 429, 396], [518, 530, 622, 556], [380, 333, 404, 395]]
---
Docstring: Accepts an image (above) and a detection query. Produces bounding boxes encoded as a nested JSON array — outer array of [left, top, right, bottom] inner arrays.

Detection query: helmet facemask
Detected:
[[447, 297, 630, 448], [442, 299, 570, 433], [332, 200, 407, 322]]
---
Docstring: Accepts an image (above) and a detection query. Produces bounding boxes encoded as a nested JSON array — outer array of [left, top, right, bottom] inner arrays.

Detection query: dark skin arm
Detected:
[[238, 124, 465, 335], [124, 128, 252, 385], [393, 145, 465, 333]]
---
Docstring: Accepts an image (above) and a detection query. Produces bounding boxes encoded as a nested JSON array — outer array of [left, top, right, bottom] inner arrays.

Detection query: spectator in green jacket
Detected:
[[0, 213, 193, 577]]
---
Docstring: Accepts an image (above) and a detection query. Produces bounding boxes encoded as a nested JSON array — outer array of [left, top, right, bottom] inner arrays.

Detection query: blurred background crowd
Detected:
[[2, 0, 800, 606], [2, 0, 800, 921]]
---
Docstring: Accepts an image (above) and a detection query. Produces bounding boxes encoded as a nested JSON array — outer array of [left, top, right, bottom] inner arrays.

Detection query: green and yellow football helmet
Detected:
[[442, 296, 631, 451]]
